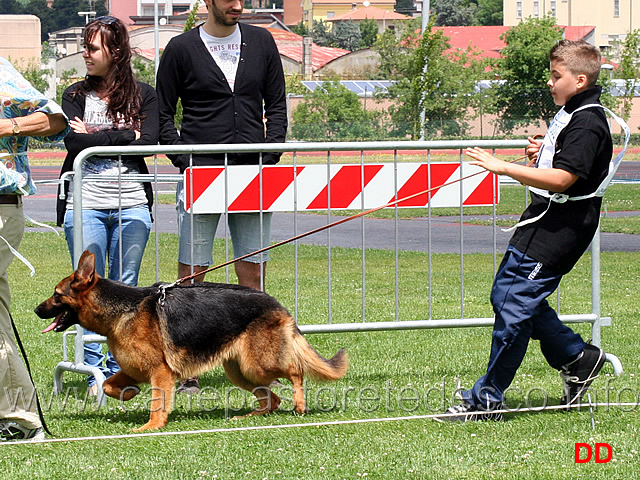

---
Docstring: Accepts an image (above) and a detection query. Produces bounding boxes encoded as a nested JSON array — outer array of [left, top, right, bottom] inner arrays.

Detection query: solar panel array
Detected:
[[301, 80, 395, 96]]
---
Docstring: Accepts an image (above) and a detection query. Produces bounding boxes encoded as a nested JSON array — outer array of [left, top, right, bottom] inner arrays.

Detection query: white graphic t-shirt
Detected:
[[200, 26, 241, 91]]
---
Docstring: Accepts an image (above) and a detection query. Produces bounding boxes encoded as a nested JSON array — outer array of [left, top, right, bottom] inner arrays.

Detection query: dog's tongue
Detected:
[[42, 313, 63, 333], [42, 321, 58, 334]]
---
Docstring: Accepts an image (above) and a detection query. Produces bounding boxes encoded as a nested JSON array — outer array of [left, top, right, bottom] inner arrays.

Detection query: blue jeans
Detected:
[[462, 246, 585, 408], [64, 206, 151, 386]]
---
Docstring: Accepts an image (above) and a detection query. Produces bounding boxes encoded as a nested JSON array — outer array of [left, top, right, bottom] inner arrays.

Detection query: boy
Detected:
[[444, 40, 615, 421]]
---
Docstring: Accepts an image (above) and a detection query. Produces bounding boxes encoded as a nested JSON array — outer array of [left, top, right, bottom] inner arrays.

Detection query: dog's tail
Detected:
[[290, 333, 348, 382]]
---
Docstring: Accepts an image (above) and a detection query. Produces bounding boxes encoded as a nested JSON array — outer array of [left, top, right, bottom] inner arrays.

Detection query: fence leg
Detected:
[[591, 224, 602, 347]]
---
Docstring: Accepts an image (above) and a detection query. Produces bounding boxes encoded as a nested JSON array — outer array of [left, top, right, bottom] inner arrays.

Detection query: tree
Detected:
[[312, 19, 334, 47], [133, 57, 156, 87], [56, 67, 77, 105], [26, 0, 55, 42], [432, 0, 476, 26], [490, 16, 563, 132], [332, 20, 361, 51], [615, 29, 640, 121], [475, 0, 502, 26], [290, 21, 309, 37], [291, 79, 382, 140], [374, 18, 422, 79], [17, 59, 50, 94], [359, 18, 378, 48], [50, 0, 107, 33], [373, 18, 488, 138], [0, 0, 23, 14], [285, 73, 308, 96], [183, 0, 201, 31]]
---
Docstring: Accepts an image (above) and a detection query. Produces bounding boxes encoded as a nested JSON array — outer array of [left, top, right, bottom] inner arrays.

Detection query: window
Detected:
[[516, 0, 522, 18], [533, 0, 539, 16], [142, 6, 166, 16], [614, 0, 620, 17], [327, 11, 335, 18], [550, 0, 556, 16]]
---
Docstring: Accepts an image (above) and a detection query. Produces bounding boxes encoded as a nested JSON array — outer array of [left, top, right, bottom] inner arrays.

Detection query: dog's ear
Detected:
[[72, 250, 96, 288]]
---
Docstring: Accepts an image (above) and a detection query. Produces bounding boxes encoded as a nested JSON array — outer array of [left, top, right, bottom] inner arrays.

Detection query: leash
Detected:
[[9, 313, 52, 436], [159, 151, 533, 295]]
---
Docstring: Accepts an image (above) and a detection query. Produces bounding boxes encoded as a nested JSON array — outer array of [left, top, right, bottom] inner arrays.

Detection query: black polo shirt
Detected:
[[509, 87, 613, 274]]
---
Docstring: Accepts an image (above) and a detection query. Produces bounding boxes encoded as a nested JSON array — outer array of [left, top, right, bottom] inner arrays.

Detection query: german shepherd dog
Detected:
[[35, 251, 348, 432]]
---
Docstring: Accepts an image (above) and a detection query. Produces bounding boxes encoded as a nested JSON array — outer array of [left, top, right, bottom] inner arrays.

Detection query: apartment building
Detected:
[[504, 0, 640, 52]]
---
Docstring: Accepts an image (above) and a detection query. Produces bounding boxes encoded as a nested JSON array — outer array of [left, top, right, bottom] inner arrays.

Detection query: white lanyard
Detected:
[[504, 104, 630, 232]]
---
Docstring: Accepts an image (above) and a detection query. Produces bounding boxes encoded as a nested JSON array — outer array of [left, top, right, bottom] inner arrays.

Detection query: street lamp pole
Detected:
[[419, 0, 430, 141]]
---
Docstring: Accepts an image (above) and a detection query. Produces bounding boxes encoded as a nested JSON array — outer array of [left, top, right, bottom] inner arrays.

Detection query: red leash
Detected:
[[173, 153, 531, 286]]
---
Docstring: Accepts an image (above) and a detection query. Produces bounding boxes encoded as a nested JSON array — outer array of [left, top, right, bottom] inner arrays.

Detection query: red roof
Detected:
[[136, 27, 349, 72], [434, 26, 507, 59], [434, 25, 596, 59], [267, 28, 349, 71]]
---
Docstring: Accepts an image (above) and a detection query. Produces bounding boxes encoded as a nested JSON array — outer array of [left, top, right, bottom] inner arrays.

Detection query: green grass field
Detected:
[[1, 227, 639, 479]]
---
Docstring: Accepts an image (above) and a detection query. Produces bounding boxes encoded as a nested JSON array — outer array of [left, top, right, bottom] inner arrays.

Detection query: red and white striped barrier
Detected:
[[184, 163, 499, 214]]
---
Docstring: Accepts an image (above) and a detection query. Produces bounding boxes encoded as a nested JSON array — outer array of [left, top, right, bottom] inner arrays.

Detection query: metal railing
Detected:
[[51, 140, 623, 405]]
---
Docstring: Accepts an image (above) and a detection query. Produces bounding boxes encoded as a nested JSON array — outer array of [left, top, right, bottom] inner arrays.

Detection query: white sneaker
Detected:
[[436, 401, 504, 423]]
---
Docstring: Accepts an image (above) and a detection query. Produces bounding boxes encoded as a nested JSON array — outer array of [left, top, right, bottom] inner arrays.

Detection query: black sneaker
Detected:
[[436, 401, 504, 423], [560, 344, 606, 407], [0, 421, 45, 442], [176, 377, 200, 394]]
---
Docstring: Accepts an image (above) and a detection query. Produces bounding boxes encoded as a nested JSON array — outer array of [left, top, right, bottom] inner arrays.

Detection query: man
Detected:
[[157, 0, 287, 393], [0, 57, 69, 441]]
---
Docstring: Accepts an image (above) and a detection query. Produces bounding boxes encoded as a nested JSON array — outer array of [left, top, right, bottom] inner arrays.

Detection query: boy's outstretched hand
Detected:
[[465, 147, 507, 175], [465, 141, 577, 192]]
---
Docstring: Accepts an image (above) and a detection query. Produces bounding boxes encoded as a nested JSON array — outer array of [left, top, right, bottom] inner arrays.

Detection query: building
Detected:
[[284, 0, 304, 26], [110, 0, 196, 24], [0, 15, 42, 68], [325, 5, 410, 33], [301, 0, 396, 29], [504, 0, 640, 54]]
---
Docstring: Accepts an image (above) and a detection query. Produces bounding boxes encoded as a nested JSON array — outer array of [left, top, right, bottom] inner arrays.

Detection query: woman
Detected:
[[58, 16, 159, 395]]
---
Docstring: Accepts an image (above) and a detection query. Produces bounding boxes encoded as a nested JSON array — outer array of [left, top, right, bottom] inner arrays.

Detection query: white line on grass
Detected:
[[2, 402, 637, 446]]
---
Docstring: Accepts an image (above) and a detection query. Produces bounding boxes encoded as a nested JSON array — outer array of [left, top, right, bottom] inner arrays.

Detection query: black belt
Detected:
[[0, 195, 19, 204]]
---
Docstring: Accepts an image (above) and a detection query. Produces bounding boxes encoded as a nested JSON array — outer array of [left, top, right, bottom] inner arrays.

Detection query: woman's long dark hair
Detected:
[[75, 17, 142, 127]]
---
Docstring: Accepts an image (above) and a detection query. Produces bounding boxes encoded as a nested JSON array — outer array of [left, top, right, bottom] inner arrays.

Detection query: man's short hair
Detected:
[[549, 40, 602, 88]]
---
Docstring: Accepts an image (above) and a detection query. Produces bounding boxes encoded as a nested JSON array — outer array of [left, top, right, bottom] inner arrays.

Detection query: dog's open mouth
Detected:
[[40, 308, 78, 333]]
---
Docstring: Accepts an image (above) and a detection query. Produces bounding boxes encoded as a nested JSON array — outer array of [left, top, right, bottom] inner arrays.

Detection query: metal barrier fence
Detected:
[[52, 140, 623, 405]]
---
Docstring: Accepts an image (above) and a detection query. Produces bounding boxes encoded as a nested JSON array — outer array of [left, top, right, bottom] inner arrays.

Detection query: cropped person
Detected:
[[0, 57, 69, 441], [156, 0, 287, 393], [58, 16, 159, 395], [443, 40, 616, 421]]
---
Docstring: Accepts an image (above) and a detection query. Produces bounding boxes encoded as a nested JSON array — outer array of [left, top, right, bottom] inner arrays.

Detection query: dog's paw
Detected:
[[132, 421, 166, 432]]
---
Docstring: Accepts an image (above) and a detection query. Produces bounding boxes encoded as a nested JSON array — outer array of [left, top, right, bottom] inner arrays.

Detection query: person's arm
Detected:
[[156, 43, 183, 149], [465, 146, 578, 192], [261, 33, 287, 164], [0, 112, 67, 138], [156, 41, 188, 170], [62, 87, 136, 157]]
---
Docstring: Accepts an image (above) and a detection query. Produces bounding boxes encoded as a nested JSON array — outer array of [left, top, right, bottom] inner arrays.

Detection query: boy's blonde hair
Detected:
[[549, 40, 602, 87]]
